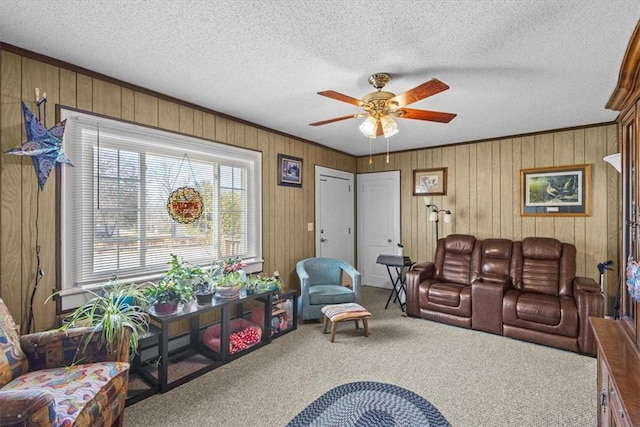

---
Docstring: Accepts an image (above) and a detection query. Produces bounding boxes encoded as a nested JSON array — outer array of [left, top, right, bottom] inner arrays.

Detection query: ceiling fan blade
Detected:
[[394, 108, 457, 123], [317, 90, 363, 107], [309, 114, 359, 126], [388, 78, 450, 108]]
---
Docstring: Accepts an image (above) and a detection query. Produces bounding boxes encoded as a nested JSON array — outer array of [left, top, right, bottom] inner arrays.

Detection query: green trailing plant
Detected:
[[216, 270, 245, 288], [56, 277, 150, 355], [245, 273, 284, 294]]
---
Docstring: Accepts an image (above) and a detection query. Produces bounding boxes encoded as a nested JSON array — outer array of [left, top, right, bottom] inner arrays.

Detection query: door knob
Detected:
[[321, 238, 328, 242]]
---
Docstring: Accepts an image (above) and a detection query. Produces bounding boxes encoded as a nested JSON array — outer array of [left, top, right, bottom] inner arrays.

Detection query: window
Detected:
[[58, 109, 262, 296]]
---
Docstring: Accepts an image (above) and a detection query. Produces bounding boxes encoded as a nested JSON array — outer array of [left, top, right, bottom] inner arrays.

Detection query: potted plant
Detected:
[[164, 253, 212, 305], [194, 280, 214, 305], [56, 276, 150, 356], [212, 257, 247, 300], [246, 273, 283, 295], [194, 263, 224, 305], [144, 278, 194, 315]]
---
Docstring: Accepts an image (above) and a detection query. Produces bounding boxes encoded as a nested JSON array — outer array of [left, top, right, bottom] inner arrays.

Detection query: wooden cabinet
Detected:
[[591, 318, 640, 426], [592, 20, 640, 427]]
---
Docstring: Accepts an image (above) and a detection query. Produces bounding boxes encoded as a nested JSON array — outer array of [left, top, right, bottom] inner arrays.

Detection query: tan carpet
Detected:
[[123, 286, 597, 426]]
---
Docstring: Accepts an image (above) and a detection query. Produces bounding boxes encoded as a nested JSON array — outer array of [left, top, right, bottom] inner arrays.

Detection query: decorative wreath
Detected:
[[167, 187, 203, 224]]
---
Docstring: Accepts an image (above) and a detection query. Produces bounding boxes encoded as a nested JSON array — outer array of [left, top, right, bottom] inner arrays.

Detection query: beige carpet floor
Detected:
[[123, 286, 597, 426]]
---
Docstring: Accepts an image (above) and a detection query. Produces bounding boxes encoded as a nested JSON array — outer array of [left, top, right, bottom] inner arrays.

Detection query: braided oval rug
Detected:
[[286, 381, 451, 427]]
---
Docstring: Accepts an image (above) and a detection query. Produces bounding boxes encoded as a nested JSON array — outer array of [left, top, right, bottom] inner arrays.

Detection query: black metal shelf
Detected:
[[126, 288, 297, 405]]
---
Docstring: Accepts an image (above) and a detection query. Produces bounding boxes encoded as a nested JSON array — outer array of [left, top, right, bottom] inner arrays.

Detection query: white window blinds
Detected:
[[58, 109, 262, 290]]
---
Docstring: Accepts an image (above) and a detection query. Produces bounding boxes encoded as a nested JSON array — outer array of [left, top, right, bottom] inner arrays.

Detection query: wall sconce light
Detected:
[[423, 196, 452, 241], [603, 153, 621, 173]]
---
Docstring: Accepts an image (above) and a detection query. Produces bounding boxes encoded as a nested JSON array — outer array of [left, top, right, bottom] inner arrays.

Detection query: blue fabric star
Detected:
[[5, 102, 73, 190]]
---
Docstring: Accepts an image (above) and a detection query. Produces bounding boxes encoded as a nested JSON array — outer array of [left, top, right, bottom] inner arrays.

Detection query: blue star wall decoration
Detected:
[[5, 101, 73, 190]]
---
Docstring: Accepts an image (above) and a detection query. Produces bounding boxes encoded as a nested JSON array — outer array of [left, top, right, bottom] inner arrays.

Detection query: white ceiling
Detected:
[[0, 1, 638, 156]]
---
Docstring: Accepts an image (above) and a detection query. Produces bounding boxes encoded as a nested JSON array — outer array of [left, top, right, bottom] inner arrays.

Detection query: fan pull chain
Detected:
[[369, 139, 373, 165], [386, 137, 390, 163]]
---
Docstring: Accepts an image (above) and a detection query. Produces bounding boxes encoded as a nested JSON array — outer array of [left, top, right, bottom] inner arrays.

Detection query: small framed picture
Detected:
[[277, 154, 303, 188], [413, 167, 447, 196], [520, 164, 591, 216]]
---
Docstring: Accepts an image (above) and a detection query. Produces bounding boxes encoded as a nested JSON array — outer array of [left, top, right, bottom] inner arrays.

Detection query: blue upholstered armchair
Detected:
[[296, 258, 361, 321]]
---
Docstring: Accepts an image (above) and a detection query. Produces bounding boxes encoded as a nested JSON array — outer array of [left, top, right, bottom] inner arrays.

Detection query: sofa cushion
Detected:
[[522, 237, 562, 260], [2, 361, 129, 426], [482, 239, 512, 259], [521, 258, 560, 296], [515, 293, 560, 325], [418, 280, 472, 319], [444, 234, 476, 254], [503, 290, 578, 338], [431, 235, 480, 286], [309, 285, 356, 305], [428, 282, 466, 307], [0, 299, 28, 387], [479, 239, 512, 279]]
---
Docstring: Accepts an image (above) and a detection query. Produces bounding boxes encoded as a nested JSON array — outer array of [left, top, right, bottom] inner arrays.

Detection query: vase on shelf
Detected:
[[215, 283, 244, 301], [153, 300, 180, 315], [195, 290, 214, 305]]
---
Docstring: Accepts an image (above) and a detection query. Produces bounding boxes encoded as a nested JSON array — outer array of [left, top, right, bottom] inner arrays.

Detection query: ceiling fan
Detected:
[[309, 73, 457, 139]]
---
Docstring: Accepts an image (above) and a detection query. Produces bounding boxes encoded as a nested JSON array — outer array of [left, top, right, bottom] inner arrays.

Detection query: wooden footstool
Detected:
[[321, 303, 371, 343]]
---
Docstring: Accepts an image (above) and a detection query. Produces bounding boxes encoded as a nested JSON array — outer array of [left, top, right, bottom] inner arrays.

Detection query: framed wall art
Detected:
[[277, 154, 303, 188], [413, 167, 447, 196], [520, 164, 591, 216]]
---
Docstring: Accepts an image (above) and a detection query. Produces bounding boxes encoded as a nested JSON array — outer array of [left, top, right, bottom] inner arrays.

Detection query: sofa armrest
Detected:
[[296, 263, 311, 297], [471, 277, 510, 334], [0, 390, 56, 427], [410, 262, 435, 278], [574, 276, 604, 355], [475, 274, 510, 285], [574, 276, 601, 293], [20, 325, 130, 370], [340, 261, 362, 304], [405, 264, 434, 317]]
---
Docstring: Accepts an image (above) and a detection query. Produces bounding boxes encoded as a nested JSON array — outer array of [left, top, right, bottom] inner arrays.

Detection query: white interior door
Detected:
[[315, 166, 354, 265], [357, 171, 400, 288]]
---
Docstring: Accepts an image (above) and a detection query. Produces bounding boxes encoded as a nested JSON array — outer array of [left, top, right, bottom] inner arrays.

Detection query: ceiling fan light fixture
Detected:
[[380, 115, 399, 138], [359, 116, 378, 139]]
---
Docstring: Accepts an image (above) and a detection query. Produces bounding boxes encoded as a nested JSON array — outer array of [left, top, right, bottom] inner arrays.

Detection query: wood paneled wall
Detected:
[[0, 49, 355, 332], [357, 125, 621, 315], [0, 45, 622, 332]]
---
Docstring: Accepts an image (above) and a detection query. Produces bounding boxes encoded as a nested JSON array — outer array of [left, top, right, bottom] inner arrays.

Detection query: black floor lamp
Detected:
[[423, 196, 452, 242]]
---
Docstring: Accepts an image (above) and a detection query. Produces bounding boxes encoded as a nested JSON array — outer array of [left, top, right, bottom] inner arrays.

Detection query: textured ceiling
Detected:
[[0, 1, 638, 156]]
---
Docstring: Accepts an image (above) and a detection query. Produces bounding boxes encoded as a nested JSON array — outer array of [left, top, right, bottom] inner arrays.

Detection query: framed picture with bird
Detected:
[[520, 164, 591, 216]]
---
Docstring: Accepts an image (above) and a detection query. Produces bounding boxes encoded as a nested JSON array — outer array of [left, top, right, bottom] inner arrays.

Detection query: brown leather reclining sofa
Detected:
[[405, 234, 604, 355]]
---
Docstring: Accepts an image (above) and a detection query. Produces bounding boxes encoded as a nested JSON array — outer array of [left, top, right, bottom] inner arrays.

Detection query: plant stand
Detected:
[[127, 288, 297, 405]]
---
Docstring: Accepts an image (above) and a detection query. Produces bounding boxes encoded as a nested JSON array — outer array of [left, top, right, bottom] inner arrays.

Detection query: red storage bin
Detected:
[[202, 318, 262, 354]]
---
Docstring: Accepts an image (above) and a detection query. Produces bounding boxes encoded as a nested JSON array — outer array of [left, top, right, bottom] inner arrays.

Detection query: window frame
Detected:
[[55, 107, 262, 311]]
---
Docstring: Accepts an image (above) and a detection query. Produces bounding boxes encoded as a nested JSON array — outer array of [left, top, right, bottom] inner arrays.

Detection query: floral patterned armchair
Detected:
[[0, 298, 131, 426]]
